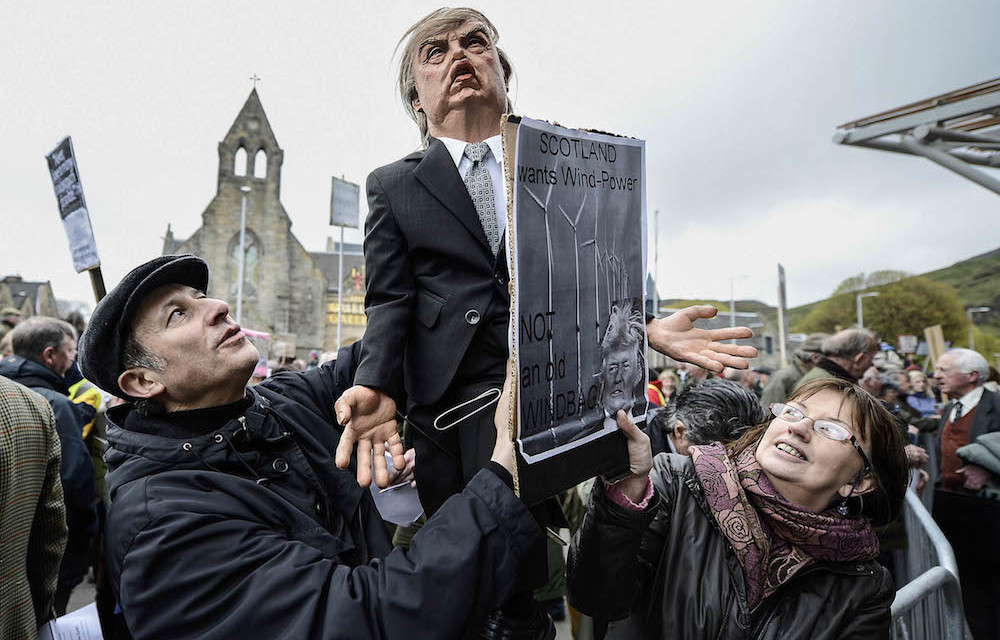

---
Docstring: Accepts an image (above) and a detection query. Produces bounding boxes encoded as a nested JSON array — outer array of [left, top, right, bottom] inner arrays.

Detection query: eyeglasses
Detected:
[[769, 403, 872, 472]]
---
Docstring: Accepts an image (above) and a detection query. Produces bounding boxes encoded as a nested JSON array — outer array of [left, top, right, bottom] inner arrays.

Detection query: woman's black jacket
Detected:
[[566, 453, 894, 640]]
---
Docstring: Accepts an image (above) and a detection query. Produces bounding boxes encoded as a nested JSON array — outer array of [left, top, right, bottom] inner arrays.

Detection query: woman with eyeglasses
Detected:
[[566, 378, 908, 640]]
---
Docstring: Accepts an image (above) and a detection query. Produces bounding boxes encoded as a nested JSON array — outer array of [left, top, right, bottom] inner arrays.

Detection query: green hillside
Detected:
[[658, 245, 1000, 338], [923, 247, 1000, 305]]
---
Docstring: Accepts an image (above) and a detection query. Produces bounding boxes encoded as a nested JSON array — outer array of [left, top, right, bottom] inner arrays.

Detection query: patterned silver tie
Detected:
[[463, 142, 500, 255]]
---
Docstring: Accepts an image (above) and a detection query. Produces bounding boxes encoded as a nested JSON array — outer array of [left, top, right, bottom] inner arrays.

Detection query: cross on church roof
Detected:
[[250, 73, 261, 89]]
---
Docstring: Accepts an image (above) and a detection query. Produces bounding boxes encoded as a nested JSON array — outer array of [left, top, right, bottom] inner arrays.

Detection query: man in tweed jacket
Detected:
[[0, 375, 67, 639]]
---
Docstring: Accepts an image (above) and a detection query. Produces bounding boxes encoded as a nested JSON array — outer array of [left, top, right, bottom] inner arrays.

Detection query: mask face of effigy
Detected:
[[410, 20, 508, 130]]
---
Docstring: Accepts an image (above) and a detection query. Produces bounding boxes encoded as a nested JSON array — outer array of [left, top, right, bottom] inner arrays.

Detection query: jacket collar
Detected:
[[815, 357, 856, 382], [413, 137, 493, 254], [0, 354, 69, 394], [105, 386, 366, 528], [105, 387, 280, 494]]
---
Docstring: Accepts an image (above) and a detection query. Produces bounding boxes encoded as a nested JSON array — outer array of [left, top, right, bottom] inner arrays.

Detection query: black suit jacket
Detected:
[[355, 138, 509, 407], [935, 387, 1000, 474]]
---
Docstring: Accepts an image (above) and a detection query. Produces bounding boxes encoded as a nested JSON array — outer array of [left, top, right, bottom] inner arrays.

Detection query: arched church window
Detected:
[[230, 229, 261, 299], [234, 147, 248, 176], [254, 149, 267, 179]]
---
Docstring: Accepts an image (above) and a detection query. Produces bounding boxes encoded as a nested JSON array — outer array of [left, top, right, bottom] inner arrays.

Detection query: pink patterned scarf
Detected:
[[689, 442, 879, 609]]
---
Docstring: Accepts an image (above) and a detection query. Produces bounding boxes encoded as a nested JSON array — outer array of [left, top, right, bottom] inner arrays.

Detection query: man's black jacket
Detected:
[[103, 355, 540, 640]]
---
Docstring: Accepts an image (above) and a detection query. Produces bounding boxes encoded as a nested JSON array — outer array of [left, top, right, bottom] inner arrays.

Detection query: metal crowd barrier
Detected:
[[890, 489, 966, 640]]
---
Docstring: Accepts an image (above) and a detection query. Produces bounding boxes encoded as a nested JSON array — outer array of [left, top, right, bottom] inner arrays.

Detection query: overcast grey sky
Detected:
[[3, 1, 999, 311]]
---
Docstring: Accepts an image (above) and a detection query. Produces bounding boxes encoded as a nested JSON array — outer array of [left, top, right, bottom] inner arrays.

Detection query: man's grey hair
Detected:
[[10, 316, 76, 363], [657, 379, 765, 445], [121, 331, 166, 374], [396, 7, 514, 147], [945, 348, 989, 381], [822, 328, 876, 359]]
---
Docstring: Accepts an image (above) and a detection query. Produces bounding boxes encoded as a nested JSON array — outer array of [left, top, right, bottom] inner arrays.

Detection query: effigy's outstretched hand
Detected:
[[334, 385, 404, 488], [646, 305, 758, 372]]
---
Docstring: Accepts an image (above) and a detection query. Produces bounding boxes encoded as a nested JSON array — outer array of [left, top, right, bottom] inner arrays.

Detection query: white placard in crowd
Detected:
[[897, 334, 918, 354], [330, 176, 360, 228], [39, 602, 104, 640], [45, 136, 101, 272]]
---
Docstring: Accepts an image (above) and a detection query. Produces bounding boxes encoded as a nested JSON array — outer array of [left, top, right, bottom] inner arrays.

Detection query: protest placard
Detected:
[[503, 115, 646, 503], [330, 176, 360, 228], [45, 137, 101, 272]]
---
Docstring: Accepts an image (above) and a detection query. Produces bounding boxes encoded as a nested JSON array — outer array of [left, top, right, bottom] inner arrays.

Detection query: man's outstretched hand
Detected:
[[647, 305, 758, 372], [334, 385, 405, 488]]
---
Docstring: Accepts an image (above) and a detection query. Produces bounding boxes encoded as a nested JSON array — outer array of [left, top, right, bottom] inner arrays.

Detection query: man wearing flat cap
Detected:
[[80, 254, 542, 640]]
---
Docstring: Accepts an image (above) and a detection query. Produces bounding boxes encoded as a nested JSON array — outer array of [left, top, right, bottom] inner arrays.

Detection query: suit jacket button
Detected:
[[465, 309, 481, 325]]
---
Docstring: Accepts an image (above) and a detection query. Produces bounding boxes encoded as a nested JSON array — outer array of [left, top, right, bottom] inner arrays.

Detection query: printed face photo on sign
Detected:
[[599, 298, 645, 418]]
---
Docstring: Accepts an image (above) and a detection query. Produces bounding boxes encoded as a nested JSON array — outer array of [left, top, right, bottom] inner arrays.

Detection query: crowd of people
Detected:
[[2, 6, 999, 640]]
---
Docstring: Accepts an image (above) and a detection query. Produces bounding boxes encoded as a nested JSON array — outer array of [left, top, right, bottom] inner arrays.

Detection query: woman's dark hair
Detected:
[[728, 378, 908, 526]]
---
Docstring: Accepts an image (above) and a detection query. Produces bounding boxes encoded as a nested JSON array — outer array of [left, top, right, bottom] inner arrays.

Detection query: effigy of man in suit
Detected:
[[334, 11, 558, 635], [335, 7, 519, 520]]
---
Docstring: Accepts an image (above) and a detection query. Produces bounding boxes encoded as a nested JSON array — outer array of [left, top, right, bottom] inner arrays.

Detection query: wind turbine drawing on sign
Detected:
[[580, 197, 603, 347], [608, 227, 619, 306], [522, 162, 558, 415], [558, 192, 587, 399]]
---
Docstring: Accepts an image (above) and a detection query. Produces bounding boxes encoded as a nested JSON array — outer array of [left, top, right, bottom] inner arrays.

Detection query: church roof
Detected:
[[223, 88, 280, 151]]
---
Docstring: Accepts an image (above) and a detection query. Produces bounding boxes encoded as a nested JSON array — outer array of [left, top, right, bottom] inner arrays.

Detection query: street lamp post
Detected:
[[856, 291, 879, 329], [967, 306, 990, 350], [653, 209, 660, 316], [235, 184, 251, 324]]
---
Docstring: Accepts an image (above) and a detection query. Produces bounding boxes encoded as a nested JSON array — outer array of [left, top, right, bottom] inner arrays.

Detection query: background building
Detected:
[[309, 239, 367, 353], [0, 276, 59, 318], [163, 89, 349, 360]]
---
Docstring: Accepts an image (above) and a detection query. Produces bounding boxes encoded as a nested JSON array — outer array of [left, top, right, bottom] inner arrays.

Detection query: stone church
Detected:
[[163, 89, 366, 360]]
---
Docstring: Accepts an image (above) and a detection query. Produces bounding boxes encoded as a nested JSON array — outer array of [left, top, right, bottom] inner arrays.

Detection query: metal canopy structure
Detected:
[[834, 77, 1000, 195]]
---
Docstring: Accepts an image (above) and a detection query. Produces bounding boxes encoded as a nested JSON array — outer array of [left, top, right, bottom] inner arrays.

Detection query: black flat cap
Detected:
[[79, 255, 209, 398]]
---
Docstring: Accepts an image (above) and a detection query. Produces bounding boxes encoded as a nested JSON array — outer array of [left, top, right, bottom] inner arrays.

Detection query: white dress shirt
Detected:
[[437, 135, 508, 242], [949, 385, 985, 422]]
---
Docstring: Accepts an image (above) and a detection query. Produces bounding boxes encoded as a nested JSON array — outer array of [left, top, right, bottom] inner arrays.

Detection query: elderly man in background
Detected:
[[793, 328, 877, 389], [0, 317, 96, 615], [759, 332, 827, 407], [0, 376, 67, 640], [931, 348, 1000, 640]]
